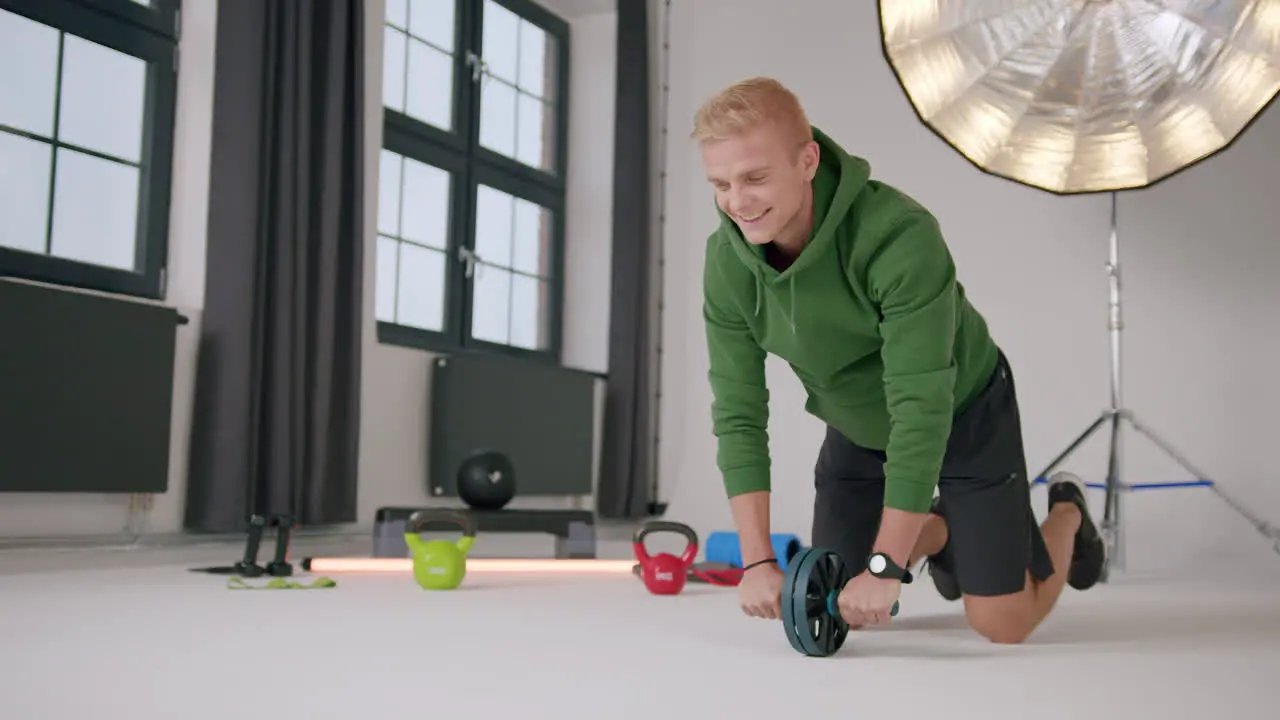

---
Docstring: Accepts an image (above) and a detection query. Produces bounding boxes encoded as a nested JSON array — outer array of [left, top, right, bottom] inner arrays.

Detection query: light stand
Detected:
[[1034, 192, 1280, 579]]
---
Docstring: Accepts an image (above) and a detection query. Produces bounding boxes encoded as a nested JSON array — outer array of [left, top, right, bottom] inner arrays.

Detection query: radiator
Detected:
[[0, 278, 185, 493], [428, 353, 599, 499]]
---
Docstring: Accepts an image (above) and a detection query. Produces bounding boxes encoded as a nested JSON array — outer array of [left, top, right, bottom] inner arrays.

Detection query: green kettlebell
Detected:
[[404, 509, 476, 590]]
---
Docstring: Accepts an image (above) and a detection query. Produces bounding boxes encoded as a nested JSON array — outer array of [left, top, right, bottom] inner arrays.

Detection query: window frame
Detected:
[[376, 0, 571, 365], [0, 0, 179, 300]]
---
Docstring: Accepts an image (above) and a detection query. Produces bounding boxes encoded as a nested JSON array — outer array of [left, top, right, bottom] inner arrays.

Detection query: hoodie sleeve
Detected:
[[703, 241, 771, 498], [866, 212, 959, 514]]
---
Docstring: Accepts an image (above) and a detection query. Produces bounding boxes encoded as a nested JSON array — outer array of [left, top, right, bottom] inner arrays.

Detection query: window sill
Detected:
[[375, 320, 606, 379]]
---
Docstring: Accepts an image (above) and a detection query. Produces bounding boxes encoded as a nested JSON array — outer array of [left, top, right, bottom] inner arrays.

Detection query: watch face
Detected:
[[868, 554, 887, 574]]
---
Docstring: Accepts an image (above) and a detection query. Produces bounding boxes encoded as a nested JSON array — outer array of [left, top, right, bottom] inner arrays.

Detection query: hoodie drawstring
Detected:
[[752, 270, 797, 334], [788, 276, 796, 333]]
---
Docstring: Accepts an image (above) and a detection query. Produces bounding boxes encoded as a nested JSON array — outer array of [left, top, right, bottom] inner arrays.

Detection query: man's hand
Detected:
[[837, 571, 901, 627], [738, 563, 784, 619]]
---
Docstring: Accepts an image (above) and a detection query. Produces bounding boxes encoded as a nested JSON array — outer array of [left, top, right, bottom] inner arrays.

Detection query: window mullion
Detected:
[[458, 0, 480, 349], [42, 30, 65, 256], [376, 0, 568, 360], [453, 166, 474, 347]]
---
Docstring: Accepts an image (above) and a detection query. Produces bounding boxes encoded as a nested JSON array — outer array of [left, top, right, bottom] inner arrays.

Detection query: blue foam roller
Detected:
[[705, 531, 804, 571]]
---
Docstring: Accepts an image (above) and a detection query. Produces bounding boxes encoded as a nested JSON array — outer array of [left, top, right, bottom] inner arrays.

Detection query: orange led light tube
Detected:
[[301, 557, 636, 574]]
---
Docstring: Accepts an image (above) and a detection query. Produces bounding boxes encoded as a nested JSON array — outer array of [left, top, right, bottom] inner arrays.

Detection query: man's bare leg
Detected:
[[903, 474, 1105, 643], [962, 473, 1106, 643], [908, 511, 948, 566], [1024, 501, 1080, 621]]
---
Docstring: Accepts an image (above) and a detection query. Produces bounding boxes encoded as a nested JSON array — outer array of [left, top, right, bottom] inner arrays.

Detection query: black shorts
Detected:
[[810, 350, 1054, 597]]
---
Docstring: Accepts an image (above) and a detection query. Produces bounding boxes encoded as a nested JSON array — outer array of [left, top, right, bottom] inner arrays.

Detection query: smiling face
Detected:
[[692, 77, 819, 249], [700, 123, 819, 246]]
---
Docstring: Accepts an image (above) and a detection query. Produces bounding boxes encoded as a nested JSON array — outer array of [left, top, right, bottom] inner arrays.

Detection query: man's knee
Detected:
[[968, 613, 1033, 644], [963, 593, 1036, 645]]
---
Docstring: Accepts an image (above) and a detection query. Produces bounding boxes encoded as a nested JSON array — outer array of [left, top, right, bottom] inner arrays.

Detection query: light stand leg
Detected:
[[1037, 412, 1111, 476], [1032, 193, 1280, 580], [1128, 418, 1280, 555]]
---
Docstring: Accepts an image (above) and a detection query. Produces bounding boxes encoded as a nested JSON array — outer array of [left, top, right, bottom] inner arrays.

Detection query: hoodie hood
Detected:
[[714, 125, 871, 331]]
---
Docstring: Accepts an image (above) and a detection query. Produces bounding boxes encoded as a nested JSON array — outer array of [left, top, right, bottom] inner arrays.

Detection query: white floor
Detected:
[[2, 552, 1279, 720]]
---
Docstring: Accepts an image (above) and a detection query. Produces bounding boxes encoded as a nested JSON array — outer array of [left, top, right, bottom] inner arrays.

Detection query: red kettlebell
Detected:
[[633, 521, 699, 595]]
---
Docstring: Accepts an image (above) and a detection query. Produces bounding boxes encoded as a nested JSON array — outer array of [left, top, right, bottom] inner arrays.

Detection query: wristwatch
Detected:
[[867, 552, 913, 583]]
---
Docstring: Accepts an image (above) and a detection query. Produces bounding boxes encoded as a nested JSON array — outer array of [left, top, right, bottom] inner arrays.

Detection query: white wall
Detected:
[[655, 0, 1280, 575], [0, 0, 620, 537]]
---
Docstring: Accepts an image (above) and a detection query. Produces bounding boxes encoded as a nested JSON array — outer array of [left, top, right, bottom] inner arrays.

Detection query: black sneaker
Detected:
[[926, 496, 961, 601], [1047, 472, 1107, 590]]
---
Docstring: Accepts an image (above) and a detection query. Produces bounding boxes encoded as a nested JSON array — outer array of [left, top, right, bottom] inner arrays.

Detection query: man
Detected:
[[697, 77, 1107, 644]]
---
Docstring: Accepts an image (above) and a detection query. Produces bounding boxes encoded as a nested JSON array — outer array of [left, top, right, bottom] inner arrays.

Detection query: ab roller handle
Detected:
[[405, 509, 476, 590]]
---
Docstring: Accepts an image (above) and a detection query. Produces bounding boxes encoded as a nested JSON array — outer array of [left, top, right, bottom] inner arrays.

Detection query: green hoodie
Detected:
[[702, 126, 999, 514]]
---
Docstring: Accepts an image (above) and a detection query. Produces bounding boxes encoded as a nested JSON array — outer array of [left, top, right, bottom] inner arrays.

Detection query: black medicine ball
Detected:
[[456, 449, 516, 510]]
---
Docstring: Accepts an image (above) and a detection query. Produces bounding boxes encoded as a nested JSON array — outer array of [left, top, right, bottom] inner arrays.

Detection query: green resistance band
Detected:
[[227, 576, 337, 590]]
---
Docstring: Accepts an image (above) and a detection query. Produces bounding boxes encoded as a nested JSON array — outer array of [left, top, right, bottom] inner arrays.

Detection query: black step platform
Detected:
[[373, 506, 597, 559]]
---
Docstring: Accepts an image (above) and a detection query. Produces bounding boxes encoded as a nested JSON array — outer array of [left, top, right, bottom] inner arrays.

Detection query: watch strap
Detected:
[[868, 552, 914, 583]]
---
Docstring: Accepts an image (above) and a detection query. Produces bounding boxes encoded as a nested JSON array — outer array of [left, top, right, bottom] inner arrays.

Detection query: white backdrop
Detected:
[[653, 0, 1280, 575]]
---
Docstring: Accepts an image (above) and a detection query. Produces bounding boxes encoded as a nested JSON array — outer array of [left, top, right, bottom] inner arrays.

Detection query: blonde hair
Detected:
[[691, 77, 812, 146]]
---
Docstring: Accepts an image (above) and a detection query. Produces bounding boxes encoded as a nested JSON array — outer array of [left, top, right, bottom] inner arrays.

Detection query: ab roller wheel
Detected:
[[780, 547, 900, 657]]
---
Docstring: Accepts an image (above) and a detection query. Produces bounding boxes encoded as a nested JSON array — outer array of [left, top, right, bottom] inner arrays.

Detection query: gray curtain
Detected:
[[597, 0, 656, 519], [185, 0, 365, 532]]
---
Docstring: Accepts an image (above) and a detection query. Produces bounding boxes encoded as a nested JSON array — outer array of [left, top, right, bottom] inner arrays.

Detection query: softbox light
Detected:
[[879, 0, 1280, 194], [876, 0, 1280, 577]]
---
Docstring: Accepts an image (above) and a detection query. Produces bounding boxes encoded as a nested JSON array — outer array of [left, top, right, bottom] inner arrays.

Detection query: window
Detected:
[[0, 0, 179, 300], [377, 0, 569, 362]]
